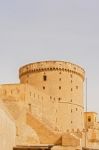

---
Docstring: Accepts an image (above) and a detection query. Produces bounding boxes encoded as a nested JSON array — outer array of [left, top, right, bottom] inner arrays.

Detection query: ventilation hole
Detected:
[[43, 75, 47, 81], [59, 86, 61, 90], [43, 86, 45, 90]]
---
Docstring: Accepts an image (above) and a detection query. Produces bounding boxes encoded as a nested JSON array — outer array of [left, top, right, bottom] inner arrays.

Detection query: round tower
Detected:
[[19, 61, 85, 132]]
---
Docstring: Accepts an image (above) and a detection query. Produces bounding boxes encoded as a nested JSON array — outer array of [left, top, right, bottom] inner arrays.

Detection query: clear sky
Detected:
[[0, 0, 99, 113]]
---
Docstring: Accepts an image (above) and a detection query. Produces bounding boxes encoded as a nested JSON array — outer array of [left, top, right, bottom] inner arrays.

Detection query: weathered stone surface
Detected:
[[0, 101, 16, 150], [2, 60, 96, 150]]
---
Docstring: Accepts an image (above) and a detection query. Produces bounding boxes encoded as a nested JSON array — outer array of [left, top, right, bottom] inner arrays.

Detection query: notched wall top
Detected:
[[19, 61, 85, 81]]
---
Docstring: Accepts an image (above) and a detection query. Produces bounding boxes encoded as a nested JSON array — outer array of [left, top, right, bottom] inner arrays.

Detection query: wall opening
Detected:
[[43, 75, 47, 81]]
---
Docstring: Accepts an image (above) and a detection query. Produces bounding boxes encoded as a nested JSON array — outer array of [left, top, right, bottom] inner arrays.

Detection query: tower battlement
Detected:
[[19, 61, 85, 80]]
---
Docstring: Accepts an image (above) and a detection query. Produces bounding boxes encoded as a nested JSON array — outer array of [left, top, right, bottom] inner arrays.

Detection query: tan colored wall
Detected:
[[0, 61, 86, 148], [0, 82, 84, 133], [25, 84, 84, 132], [19, 62, 84, 105], [26, 112, 61, 144], [0, 84, 26, 101], [19, 61, 85, 132], [82, 112, 99, 149], [0, 84, 27, 121], [1, 61, 99, 149], [0, 84, 39, 145], [84, 112, 97, 129], [82, 128, 99, 149], [0, 101, 16, 150]]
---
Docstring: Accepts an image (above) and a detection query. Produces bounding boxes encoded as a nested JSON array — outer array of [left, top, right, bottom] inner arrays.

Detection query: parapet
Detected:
[[19, 61, 85, 81]]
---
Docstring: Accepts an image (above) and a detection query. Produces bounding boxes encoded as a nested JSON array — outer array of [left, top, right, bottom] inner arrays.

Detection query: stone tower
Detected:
[[19, 61, 85, 132]]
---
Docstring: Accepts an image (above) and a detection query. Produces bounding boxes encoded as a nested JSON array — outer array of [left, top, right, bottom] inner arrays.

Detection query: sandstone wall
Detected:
[[0, 79, 84, 133], [0, 61, 85, 147], [0, 101, 16, 150], [19, 61, 85, 132]]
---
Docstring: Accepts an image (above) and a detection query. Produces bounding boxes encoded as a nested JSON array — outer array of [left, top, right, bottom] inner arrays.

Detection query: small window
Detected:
[[71, 109, 72, 113], [76, 108, 78, 111], [88, 116, 91, 122], [76, 86, 78, 89], [43, 86, 45, 90], [70, 74, 72, 78], [59, 86, 61, 90], [71, 121, 72, 124], [43, 75, 47, 81], [59, 71, 61, 74], [71, 99, 72, 102], [58, 97, 61, 101], [59, 78, 61, 81], [71, 88, 73, 91], [71, 80, 72, 83], [28, 104, 31, 112]]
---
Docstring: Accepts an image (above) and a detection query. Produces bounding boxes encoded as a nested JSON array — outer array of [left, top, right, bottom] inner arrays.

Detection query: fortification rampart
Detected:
[[0, 84, 26, 101], [0, 60, 85, 147], [19, 61, 85, 132], [0, 101, 16, 150], [19, 61, 85, 80], [0, 82, 84, 132]]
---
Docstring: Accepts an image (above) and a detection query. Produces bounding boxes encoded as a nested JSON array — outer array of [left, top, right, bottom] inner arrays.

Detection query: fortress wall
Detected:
[[0, 84, 57, 129], [0, 61, 85, 133], [0, 84, 27, 121], [56, 102, 84, 132], [25, 84, 57, 130], [0, 101, 16, 150], [23, 70, 83, 105], [0, 84, 26, 101], [19, 62, 84, 107], [19, 61, 85, 132], [82, 129, 99, 149], [25, 84, 84, 132], [0, 85, 39, 145]]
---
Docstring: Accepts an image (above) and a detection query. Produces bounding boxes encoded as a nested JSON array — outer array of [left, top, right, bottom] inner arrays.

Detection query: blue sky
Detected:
[[0, 0, 99, 113]]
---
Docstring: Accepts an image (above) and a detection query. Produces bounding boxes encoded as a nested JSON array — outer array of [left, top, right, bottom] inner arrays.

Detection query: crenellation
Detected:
[[19, 67, 84, 81], [19, 61, 85, 80]]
